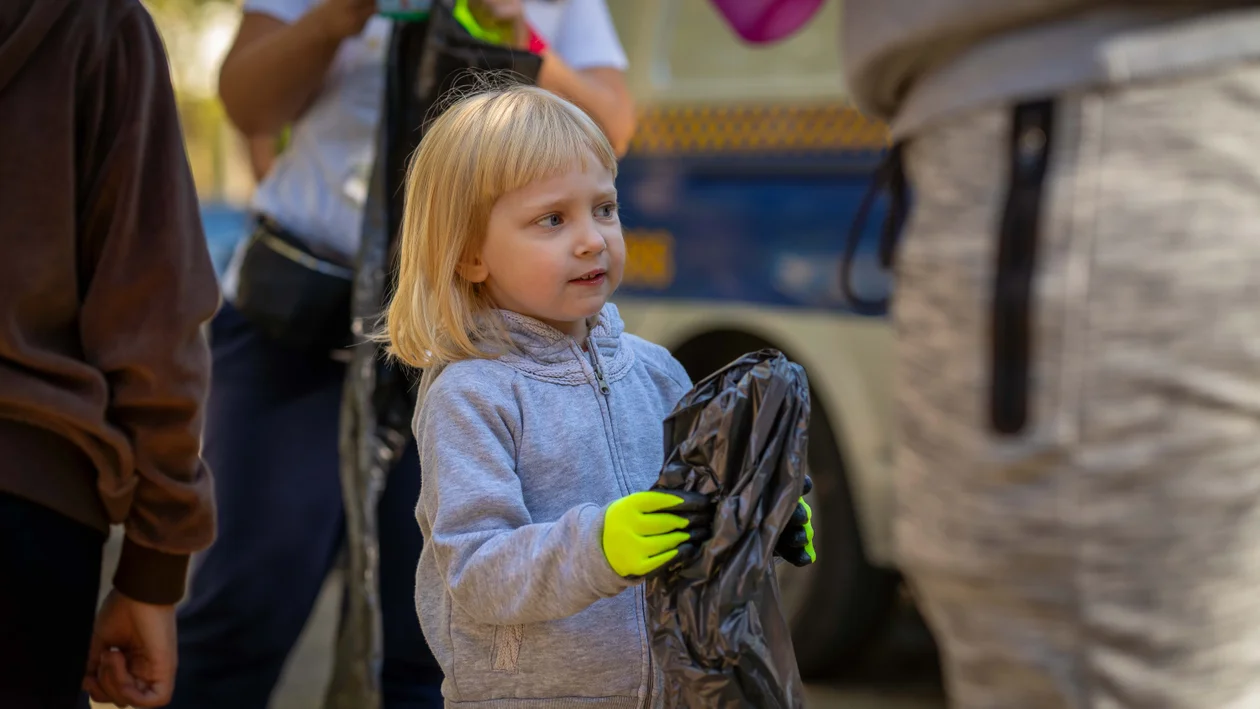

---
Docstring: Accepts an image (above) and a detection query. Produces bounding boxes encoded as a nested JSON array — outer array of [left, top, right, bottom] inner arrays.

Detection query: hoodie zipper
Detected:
[[588, 344, 611, 395], [583, 337, 653, 706]]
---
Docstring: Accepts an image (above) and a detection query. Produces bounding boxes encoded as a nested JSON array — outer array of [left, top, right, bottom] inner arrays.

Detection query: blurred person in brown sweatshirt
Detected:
[[0, 0, 219, 707], [843, 1, 1260, 707]]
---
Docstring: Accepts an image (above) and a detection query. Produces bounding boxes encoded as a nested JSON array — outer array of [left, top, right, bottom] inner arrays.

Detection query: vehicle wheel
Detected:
[[672, 332, 900, 678], [779, 405, 899, 677]]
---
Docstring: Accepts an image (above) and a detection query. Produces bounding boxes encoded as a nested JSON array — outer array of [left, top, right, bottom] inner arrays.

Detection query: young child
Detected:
[[384, 84, 815, 707]]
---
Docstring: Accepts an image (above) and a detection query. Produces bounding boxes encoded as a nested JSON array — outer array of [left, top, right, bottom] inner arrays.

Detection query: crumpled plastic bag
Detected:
[[648, 350, 810, 708]]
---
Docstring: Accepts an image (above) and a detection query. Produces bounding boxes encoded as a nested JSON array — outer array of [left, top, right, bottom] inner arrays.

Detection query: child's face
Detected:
[[469, 151, 624, 339]]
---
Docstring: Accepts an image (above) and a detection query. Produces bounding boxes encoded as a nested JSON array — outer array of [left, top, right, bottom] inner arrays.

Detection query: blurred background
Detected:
[[143, 0, 253, 204], [120, 1, 943, 706]]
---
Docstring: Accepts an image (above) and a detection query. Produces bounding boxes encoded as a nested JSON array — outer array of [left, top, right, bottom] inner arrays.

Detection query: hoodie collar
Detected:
[[492, 303, 634, 387], [497, 303, 624, 361], [413, 303, 636, 420]]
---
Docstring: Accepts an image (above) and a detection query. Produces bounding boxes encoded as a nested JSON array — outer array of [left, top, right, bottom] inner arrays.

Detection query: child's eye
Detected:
[[595, 202, 619, 219], [536, 214, 563, 228]]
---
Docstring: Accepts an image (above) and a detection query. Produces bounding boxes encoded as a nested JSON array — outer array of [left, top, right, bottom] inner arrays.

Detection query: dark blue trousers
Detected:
[[169, 303, 442, 708], [0, 492, 103, 709]]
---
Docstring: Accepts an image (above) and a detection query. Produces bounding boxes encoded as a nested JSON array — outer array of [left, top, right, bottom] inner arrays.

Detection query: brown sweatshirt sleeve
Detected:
[[77, 4, 220, 606]]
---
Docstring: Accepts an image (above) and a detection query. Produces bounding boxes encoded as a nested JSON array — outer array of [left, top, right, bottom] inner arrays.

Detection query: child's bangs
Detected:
[[474, 89, 619, 201]]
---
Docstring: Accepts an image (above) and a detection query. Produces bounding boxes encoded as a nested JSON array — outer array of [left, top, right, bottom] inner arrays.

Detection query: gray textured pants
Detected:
[[893, 62, 1260, 708]]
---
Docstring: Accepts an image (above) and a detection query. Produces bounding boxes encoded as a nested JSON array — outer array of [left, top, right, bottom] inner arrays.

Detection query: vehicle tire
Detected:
[[672, 331, 900, 678], [786, 404, 900, 677]]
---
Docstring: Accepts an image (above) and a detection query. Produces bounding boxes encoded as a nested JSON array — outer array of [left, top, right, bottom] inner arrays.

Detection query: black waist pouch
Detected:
[[233, 217, 354, 354]]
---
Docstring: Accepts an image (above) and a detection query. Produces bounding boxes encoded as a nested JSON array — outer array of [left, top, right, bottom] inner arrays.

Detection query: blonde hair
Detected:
[[382, 81, 619, 369]]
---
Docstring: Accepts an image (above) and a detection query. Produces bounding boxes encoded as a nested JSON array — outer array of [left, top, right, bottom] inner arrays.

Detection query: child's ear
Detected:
[[458, 255, 489, 284]]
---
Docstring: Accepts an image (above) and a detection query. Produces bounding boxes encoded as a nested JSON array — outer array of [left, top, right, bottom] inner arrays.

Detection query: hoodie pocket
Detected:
[[490, 624, 524, 674], [991, 99, 1055, 435]]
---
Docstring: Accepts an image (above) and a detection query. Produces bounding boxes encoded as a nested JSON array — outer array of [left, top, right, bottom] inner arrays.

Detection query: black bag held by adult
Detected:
[[326, 10, 544, 709], [233, 217, 354, 354], [647, 350, 810, 709]]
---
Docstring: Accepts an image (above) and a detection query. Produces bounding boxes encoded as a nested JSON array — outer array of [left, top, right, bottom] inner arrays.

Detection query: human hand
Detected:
[[602, 490, 713, 578], [464, 0, 531, 48], [83, 591, 178, 708], [312, 0, 377, 42], [776, 476, 817, 567]]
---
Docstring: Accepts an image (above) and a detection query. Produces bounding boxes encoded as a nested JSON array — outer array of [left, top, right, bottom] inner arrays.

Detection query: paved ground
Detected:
[[96, 530, 946, 709]]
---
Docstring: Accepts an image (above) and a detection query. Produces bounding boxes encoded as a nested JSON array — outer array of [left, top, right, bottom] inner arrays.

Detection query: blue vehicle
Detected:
[[201, 0, 898, 679]]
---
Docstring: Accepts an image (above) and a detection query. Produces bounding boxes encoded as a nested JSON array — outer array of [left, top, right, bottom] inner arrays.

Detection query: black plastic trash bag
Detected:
[[648, 350, 810, 708], [329, 7, 543, 707]]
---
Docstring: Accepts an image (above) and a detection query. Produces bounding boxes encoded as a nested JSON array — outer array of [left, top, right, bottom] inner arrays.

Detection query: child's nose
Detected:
[[574, 221, 607, 256]]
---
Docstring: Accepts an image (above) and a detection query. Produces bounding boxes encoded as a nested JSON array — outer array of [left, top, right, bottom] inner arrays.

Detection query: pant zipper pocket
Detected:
[[991, 99, 1055, 435]]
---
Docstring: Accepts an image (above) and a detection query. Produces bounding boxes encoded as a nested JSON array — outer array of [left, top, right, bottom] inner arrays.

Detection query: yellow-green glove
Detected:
[[776, 476, 816, 567], [602, 490, 713, 578]]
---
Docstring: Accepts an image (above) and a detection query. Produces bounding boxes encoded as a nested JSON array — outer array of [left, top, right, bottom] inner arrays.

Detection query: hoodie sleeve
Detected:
[[76, 4, 219, 605], [416, 366, 634, 627]]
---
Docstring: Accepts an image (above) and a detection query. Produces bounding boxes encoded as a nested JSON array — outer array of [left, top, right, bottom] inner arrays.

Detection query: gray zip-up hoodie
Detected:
[[843, 0, 1260, 138], [412, 303, 691, 709]]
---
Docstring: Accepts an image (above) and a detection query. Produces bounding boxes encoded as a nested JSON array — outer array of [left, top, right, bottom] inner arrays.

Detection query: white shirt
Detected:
[[240, 0, 628, 264]]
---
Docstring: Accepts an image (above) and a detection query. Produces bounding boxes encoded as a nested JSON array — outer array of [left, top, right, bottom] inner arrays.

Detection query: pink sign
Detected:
[[707, 0, 826, 44]]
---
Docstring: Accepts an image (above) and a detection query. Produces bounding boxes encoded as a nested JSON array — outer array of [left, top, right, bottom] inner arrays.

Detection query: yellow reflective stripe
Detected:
[[628, 104, 890, 155]]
